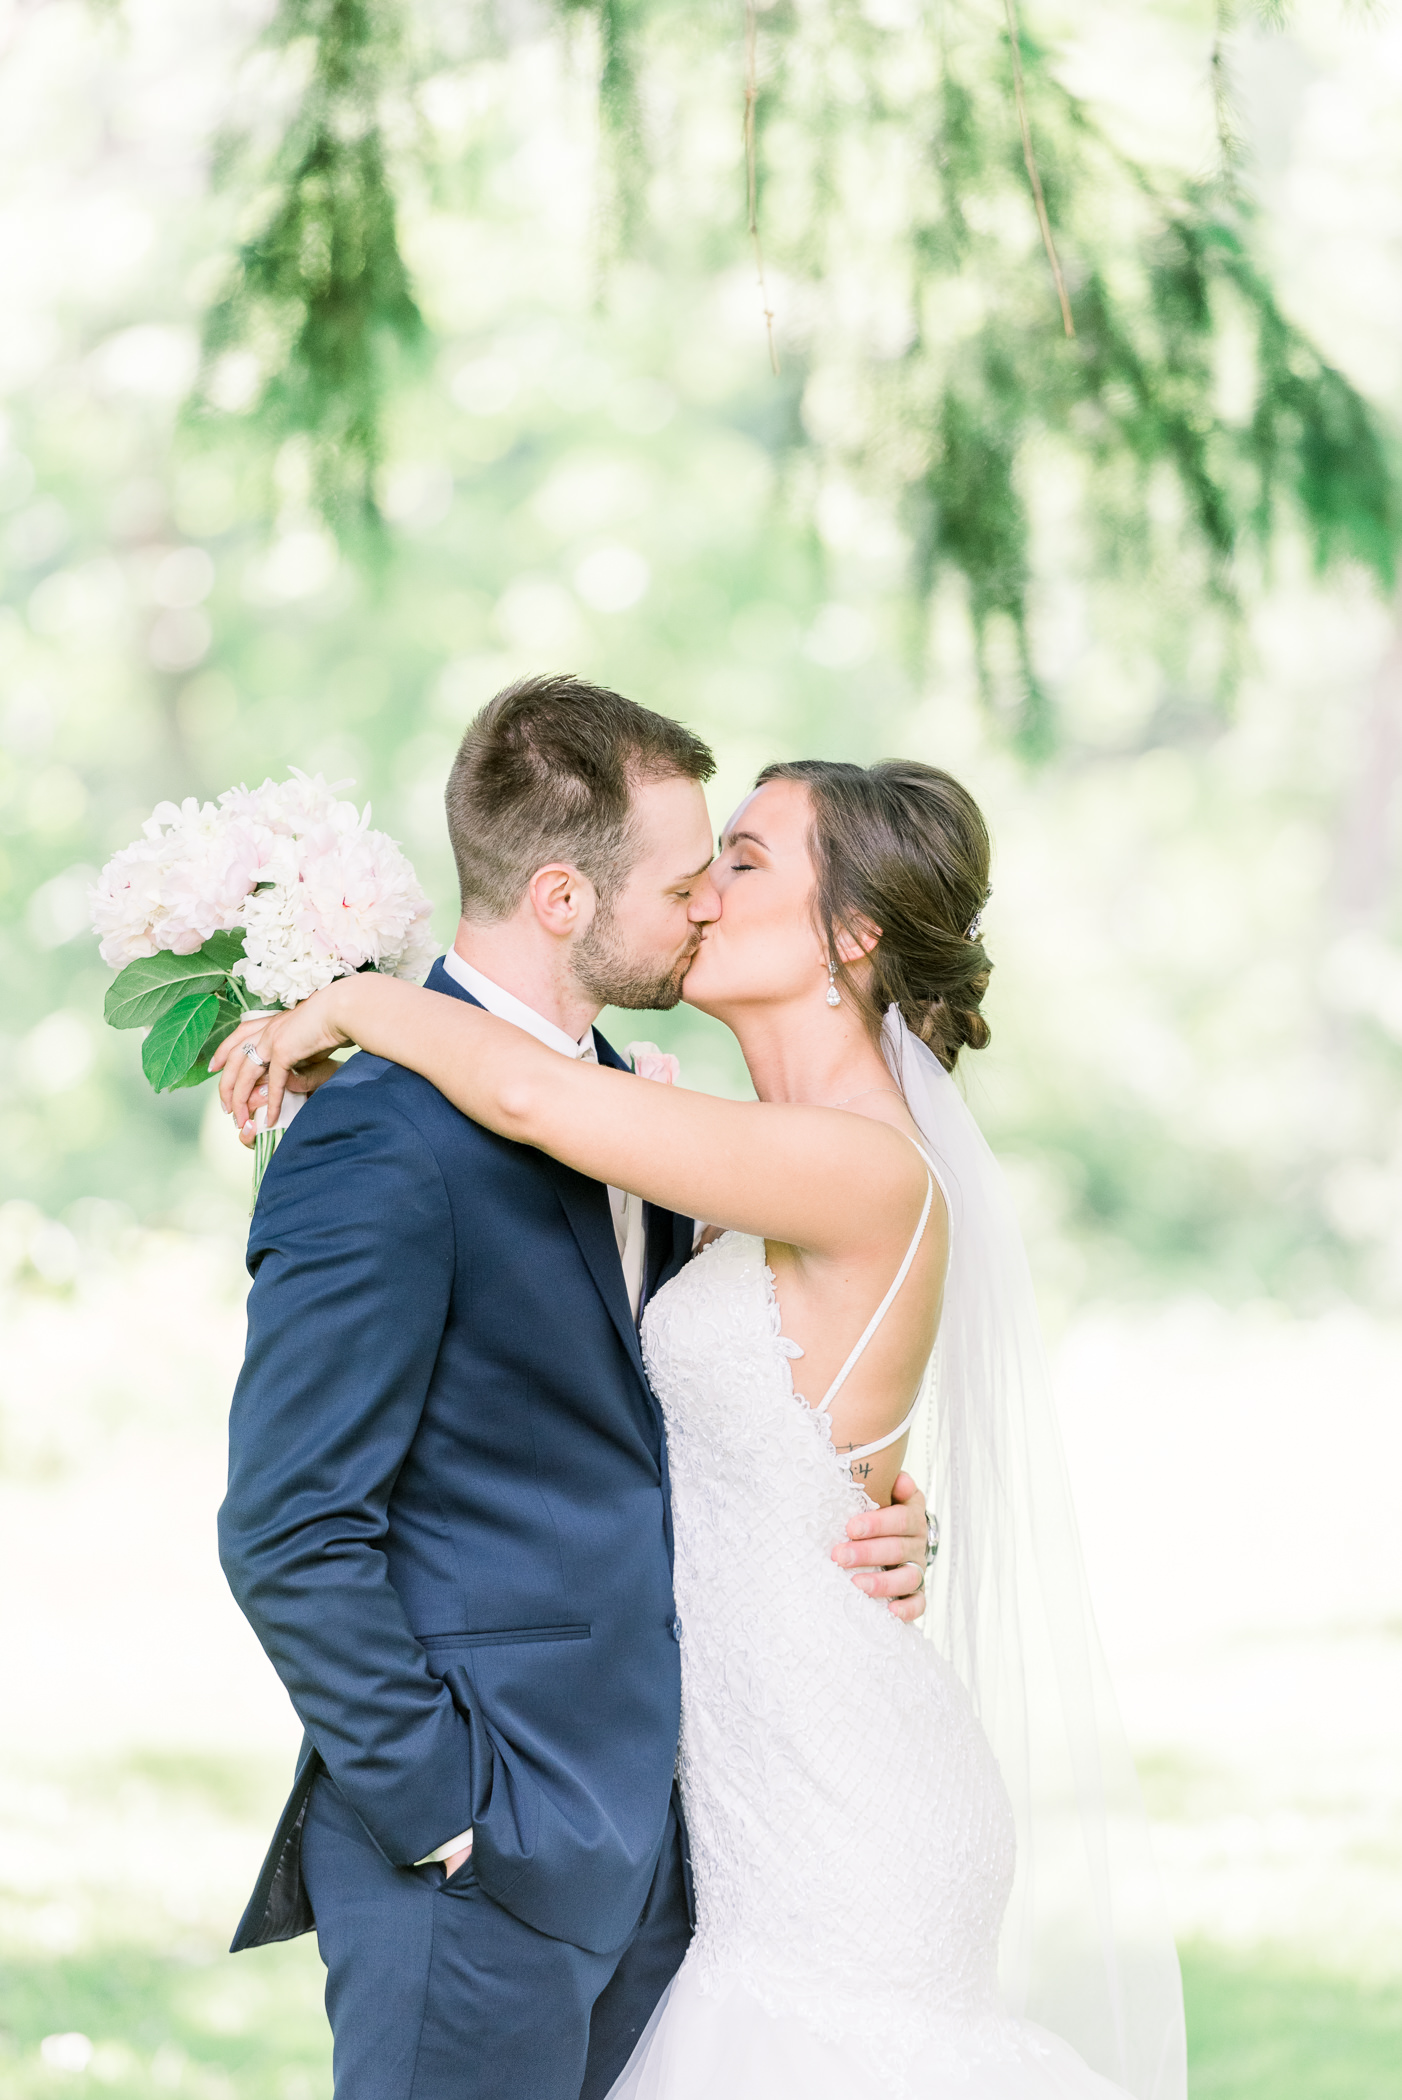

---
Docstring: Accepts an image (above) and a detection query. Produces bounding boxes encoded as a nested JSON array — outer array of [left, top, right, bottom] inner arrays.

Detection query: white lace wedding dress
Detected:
[[606, 1198, 1134, 2100]]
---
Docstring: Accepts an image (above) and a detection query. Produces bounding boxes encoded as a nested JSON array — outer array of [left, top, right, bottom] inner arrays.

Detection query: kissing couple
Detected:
[[214, 676, 1186, 2100]]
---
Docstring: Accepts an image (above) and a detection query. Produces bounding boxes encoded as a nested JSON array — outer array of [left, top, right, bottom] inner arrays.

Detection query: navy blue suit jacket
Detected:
[[218, 962, 693, 1956]]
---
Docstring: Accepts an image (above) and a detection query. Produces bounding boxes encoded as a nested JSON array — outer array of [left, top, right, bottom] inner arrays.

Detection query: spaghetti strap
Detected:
[[842, 1395, 924, 1464], [813, 1137, 945, 1419]]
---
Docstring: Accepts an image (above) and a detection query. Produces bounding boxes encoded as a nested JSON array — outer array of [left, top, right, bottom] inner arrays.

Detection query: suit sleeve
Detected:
[[218, 1077, 473, 1866]]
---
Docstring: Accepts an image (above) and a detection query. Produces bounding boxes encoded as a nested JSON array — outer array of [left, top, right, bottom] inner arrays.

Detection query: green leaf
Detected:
[[105, 951, 229, 1030], [142, 993, 219, 1093], [201, 928, 247, 973], [168, 994, 244, 1090]]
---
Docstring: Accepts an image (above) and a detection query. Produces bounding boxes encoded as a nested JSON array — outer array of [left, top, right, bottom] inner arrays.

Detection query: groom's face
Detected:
[[571, 773, 718, 1011]]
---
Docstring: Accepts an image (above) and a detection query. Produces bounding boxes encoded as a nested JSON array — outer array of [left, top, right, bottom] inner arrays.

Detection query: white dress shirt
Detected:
[[440, 951, 647, 1317], [416, 951, 648, 1869]]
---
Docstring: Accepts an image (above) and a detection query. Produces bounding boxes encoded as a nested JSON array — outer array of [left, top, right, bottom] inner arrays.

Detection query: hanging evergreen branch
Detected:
[[192, 0, 425, 530], [745, 2, 1401, 751], [558, 0, 650, 259], [184, 0, 1401, 751], [1210, 0, 1245, 184], [1002, 0, 1074, 337]]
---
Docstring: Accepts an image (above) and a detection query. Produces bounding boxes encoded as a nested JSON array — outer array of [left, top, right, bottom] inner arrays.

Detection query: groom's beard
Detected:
[[573, 902, 699, 1012]]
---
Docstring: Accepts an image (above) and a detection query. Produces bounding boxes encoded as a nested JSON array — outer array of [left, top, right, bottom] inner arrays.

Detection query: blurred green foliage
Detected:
[[198, 0, 425, 529], [3, 22, 1399, 2099], [195, 0, 1401, 745], [2, 0, 1401, 1308]]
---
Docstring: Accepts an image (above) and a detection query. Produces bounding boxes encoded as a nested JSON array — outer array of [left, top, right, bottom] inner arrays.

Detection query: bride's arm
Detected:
[[213, 974, 926, 1259]]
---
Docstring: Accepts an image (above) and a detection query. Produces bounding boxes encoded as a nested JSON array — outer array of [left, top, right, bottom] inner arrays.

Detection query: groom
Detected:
[[218, 675, 932, 2100]]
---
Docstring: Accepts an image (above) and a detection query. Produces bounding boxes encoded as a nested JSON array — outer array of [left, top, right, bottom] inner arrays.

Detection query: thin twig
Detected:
[[1002, 0, 1074, 339], [1210, 0, 1242, 186], [744, 0, 780, 375]]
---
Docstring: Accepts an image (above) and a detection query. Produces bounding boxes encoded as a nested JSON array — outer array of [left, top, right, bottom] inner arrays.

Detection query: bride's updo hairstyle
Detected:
[[756, 758, 993, 1073]]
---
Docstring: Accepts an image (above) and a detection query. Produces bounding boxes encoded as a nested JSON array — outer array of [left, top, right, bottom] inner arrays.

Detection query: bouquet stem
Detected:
[[245, 1008, 301, 1211], [252, 1125, 280, 1211]]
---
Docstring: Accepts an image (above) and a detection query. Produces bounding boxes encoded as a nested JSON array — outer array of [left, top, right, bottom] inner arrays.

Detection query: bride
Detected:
[[216, 757, 1186, 2100]]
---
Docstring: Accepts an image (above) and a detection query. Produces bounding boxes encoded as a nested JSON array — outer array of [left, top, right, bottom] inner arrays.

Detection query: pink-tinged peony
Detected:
[[90, 833, 171, 966], [90, 796, 262, 966], [219, 769, 361, 842], [93, 771, 435, 1003]]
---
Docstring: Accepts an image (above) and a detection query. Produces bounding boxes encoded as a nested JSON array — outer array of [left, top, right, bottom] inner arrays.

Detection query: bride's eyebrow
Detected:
[[721, 829, 768, 853]]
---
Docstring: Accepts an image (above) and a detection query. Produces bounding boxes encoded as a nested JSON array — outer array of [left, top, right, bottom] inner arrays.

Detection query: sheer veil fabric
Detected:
[[883, 1011, 1187, 2100]]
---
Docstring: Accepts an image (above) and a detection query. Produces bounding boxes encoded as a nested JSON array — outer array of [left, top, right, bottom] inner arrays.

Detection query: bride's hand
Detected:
[[227, 1057, 345, 1143], [211, 982, 357, 1139]]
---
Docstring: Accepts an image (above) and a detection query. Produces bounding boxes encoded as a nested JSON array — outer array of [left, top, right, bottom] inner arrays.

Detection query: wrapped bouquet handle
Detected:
[[239, 1009, 307, 1197]]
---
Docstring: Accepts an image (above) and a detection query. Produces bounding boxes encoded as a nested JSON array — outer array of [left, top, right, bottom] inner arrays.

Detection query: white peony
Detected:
[[94, 772, 432, 999], [93, 769, 436, 1001], [90, 796, 264, 967], [219, 769, 362, 843]]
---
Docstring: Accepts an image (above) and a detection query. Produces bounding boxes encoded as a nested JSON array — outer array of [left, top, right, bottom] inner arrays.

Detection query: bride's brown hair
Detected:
[[756, 758, 993, 1073]]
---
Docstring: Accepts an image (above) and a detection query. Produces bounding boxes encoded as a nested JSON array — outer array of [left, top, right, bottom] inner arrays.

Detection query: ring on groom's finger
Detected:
[[242, 1042, 269, 1069]]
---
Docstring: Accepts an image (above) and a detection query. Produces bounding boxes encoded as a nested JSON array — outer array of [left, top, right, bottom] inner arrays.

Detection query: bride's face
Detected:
[[681, 779, 828, 1018]]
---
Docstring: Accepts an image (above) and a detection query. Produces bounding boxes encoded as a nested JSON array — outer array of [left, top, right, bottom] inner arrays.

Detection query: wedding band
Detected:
[[242, 1042, 268, 1069], [906, 1561, 926, 1593]]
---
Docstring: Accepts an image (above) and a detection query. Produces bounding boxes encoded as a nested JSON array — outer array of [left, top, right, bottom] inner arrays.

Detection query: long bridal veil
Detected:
[[884, 1011, 1187, 2100]]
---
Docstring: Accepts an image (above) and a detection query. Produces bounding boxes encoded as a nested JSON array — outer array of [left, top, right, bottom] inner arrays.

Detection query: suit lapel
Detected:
[[640, 1200, 689, 1320], [424, 964, 664, 1425], [541, 1155, 651, 1394], [581, 1030, 660, 1410], [591, 1028, 691, 1349]]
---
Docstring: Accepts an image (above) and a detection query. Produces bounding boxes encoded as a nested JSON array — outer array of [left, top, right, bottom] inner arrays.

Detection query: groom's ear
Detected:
[[527, 861, 596, 939]]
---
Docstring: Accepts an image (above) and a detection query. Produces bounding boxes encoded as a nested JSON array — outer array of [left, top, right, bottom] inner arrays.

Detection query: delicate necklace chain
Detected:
[[823, 1087, 905, 1110]]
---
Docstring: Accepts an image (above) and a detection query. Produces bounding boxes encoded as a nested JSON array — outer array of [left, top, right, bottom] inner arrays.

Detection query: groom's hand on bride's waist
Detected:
[[831, 1472, 929, 1623]]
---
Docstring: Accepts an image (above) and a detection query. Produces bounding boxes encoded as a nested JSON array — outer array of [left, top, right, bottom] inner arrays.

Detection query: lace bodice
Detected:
[[641, 1229, 1019, 2074]]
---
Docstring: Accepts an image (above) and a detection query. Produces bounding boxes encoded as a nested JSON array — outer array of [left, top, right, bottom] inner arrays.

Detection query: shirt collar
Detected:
[[441, 949, 594, 1062]]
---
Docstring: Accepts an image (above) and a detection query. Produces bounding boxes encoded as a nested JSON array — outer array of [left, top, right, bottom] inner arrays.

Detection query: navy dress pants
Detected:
[[301, 1771, 692, 2100]]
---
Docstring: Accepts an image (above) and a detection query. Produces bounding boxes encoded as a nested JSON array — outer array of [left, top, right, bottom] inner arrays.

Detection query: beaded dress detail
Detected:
[[606, 1227, 1134, 2100]]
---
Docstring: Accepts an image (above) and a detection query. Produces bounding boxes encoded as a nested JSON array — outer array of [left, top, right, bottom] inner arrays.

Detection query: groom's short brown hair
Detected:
[[446, 674, 715, 922]]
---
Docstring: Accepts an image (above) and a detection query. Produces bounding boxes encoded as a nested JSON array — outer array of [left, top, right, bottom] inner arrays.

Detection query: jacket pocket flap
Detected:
[[419, 1623, 591, 1650]]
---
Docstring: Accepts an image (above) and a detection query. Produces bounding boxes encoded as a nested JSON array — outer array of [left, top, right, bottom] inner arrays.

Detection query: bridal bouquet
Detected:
[[91, 770, 435, 1189]]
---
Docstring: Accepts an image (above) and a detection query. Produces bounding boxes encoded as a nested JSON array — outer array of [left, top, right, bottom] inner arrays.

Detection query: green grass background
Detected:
[[1, 1754, 1398, 2100], [4, 1932, 1399, 2099]]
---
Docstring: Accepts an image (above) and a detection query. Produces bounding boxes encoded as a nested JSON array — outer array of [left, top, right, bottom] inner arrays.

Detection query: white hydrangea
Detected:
[[92, 769, 436, 1001], [236, 820, 436, 1006]]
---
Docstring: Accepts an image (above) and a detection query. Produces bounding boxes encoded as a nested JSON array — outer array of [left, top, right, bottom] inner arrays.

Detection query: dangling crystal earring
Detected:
[[825, 958, 842, 1007]]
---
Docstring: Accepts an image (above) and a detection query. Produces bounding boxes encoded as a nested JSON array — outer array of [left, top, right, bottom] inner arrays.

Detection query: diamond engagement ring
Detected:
[[925, 1511, 940, 1564], [242, 1042, 268, 1069]]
